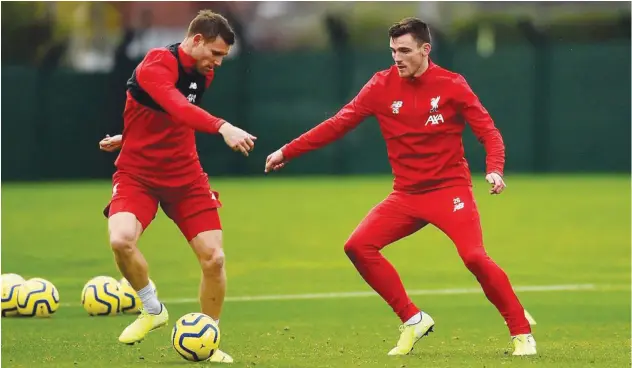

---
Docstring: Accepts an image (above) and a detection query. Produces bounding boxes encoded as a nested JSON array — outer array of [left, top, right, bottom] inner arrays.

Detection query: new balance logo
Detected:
[[426, 114, 444, 126], [453, 197, 464, 212], [391, 101, 403, 114], [187, 94, 197, 103]]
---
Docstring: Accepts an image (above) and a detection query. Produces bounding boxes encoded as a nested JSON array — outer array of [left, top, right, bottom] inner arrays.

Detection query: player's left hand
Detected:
[[99, 134, 122, 152], [485, 172, 506, 195], [219, 122, 257, 157]]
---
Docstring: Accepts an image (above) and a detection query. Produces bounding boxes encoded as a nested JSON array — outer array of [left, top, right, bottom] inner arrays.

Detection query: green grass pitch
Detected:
[[1, 175, 630, 367]]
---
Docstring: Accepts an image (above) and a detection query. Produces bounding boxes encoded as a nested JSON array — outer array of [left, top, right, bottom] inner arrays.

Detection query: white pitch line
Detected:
[[61, 283, 597, 307]]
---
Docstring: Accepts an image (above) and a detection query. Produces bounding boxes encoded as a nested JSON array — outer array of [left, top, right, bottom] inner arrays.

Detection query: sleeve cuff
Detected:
[[215, 119, 227, 131], [280, 144, 295, 161]]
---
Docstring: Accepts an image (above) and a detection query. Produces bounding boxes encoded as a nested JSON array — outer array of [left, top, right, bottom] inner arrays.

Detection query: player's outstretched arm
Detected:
[[137, 50, 256, 156], [99, 134, 122, 152], [136, 50, 226, 135], [455, 75, 506, 194], [264, 76, 377, 173]]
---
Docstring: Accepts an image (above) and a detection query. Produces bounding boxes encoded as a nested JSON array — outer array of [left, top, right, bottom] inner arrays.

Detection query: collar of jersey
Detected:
[[177, 45, 197, 72], [405, 59, 437, 84]]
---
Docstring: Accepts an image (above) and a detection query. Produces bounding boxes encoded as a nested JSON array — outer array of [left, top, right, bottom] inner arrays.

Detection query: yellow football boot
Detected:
[[387, 312, 435, 356], [207, 349, 234, 363], [511, 334, 537, 356], [119, 304, 169, 344]]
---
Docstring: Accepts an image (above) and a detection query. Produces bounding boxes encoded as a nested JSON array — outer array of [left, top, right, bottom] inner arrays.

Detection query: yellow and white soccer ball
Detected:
[[1, 274, 25, 317], [16, 278, 60, 317], [1, 273, 25, 285], [81, 276, 121, 316], [172, 313, 220, 362], [118, 278, 157, 314]]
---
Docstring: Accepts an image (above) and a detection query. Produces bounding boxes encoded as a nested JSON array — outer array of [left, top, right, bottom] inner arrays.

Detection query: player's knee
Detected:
[[344, 236, 368, 261], [460, 249, 489, 271], [199, 247, 225, 276], [109, 230, 137, 255]]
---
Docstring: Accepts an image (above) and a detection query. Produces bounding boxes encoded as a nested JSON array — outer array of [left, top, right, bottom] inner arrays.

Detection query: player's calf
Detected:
[[189, 230, 226, 321], [458, 248, 531, 336], [109, 212, 162, 315]]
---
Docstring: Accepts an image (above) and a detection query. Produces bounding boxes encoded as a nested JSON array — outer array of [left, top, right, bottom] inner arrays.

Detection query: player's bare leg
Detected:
[[189, 229, 232, 363], [189, 230, 226, 319], [109, 212, 168, 344], [109, 212, 149, 290]]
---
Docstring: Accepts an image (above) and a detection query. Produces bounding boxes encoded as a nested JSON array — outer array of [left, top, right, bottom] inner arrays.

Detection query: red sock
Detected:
[[344, 242, 419, 323]]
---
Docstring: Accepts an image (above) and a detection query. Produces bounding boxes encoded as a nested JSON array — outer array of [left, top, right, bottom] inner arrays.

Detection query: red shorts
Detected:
[[103, 171, 222, 241], [347, 185, 484, 257]]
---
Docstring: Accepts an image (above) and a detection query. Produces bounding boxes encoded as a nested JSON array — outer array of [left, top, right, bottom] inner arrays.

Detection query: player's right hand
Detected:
[[99, 134, 122, 152], [486, 172, 506, 195], [264, 149, 286, 173], [219, 122, 257, 157]]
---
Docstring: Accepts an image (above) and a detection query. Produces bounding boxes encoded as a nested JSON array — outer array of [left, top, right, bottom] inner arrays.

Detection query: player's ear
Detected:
[[192, 33, 205, 46], [421, 43, 431, 56]]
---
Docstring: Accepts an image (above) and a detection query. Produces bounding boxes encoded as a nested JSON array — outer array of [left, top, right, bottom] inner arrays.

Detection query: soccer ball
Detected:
[[81, 276, 121, 316], [1, 273, 25, 285], [2, 275, 24, 317], [16, 278, 60, 317], [118, 278, 157, 314], [171, 313, 220, 362]]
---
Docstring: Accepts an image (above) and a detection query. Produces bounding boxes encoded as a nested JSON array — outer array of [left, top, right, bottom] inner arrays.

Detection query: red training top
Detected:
[[115, 45, 225, 187], [282, 61, 505, 193]]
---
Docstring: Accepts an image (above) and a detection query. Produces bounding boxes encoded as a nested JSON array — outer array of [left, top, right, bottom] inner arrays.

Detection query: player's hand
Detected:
[[99, 134, 122, 152], [219, 122, 257, 157], [486, 172, 506, 195], [264, 149, 286, 173]]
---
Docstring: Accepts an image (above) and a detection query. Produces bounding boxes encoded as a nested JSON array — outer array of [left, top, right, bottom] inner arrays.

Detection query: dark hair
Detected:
[[187, 10, 235, 45], [388, 18, 431, 45]]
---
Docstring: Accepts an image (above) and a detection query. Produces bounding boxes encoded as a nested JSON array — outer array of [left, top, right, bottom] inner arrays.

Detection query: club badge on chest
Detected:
[[426, 96, 444, 126]]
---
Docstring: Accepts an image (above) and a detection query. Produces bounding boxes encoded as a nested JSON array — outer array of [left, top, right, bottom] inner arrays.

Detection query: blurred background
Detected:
[[2, 4, 630, 366], [1, 1, 630, 180]]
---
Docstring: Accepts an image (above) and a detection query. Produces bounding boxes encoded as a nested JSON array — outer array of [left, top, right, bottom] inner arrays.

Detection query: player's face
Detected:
[[390, 34, 430, 78], [191, 35, 231, 75]]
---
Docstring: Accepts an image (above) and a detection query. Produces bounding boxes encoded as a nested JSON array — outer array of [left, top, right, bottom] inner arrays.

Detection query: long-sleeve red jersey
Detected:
[[281, 61, 505, 193], [115, 43, 225, 187]]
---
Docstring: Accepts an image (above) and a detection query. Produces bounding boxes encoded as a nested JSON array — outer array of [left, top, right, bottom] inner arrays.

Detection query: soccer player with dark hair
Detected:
[[99, 10, 253, 363], [265, 17, 537, 357]]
